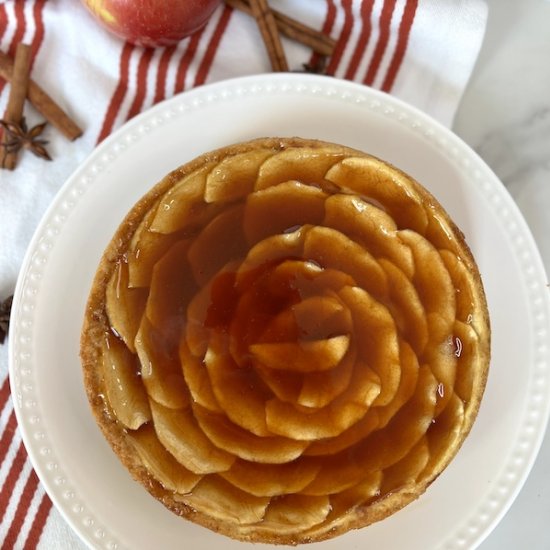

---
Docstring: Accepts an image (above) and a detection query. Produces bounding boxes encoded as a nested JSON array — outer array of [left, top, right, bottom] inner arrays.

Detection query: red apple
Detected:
[[81, 0, 221, 48]]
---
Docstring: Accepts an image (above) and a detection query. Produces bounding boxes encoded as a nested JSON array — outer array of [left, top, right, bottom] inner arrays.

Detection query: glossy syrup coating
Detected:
[[80, 137, 490, 544]]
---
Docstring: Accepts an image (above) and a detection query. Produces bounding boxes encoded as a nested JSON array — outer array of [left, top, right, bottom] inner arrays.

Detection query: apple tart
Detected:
[[80, 137, 490, 544]]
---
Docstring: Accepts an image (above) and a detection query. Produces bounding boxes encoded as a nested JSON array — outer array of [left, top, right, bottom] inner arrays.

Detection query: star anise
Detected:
[[0, 295, 13, 345], [0, 117, 52, 163]]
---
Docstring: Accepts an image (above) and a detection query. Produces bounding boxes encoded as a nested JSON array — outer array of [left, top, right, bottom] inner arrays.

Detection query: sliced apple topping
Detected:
[[425, 209, 462, 256], [297, 348, 355, 408], [145, 238, 196, 336], [179, 341, 220, 413], [322, 471, 382, 524], [175, 476, 270, 525], [380, 436, 430, 494], [252, 494, 331, 534], [204, 343, 271, 437], [255, 147, 346, 190], [236, 227, 307, 279], [324, 193, 415, 278], [187, 204, 247, 286], [127, 206, 186, 288], [249, 335, 350, 373], [303, 410, 379, 457], [399, 229, 456, 323], [243, 181, 326, 245], [221, 457, 321, 497], [105, 260, 147, 353], [265, 364, 381, 440], [418, 393, 465, 481], [150, 400, 235, 474], [351, 366, 438, 473], [378, 258, 428, 355], [325, 157, 429, 233], [148, 162, 215, 234], [88, 139, 489, 543], [205, 149, 274, 203], [127, 425, 202, 494], [101, 333, 151, 430], [440, 249, 477, 324], [375, 340, 419, 429], [339, 286, 401, 406], [303, 225, 389, 300], [193, 403, 308, 463], [135, 318, 189, 409], [452, 320, 480, 402]]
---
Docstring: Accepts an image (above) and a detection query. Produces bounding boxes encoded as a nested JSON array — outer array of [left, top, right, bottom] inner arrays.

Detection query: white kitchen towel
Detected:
[[0, 0, 487, 547]]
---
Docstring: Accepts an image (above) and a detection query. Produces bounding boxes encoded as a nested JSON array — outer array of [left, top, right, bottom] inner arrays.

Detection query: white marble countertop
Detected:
[[454, 0, 550, 548]]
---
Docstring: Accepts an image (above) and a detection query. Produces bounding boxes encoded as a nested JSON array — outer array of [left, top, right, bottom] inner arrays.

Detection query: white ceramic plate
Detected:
[[9, 74, 550, 550]]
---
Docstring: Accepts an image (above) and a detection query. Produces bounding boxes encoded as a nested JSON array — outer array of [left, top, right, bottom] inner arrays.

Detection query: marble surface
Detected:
[[454, 0, 550, 548]]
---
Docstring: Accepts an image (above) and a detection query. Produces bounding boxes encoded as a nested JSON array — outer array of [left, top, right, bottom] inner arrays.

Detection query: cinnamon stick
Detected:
[[225, 0, 335, 57], [1, 43, 32, 170], [0, 50, 82, 141], [248, 0, 288, 72]]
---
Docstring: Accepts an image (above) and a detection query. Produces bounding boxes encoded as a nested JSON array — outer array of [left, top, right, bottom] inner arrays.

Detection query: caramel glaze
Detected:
[[82, 137, 490, 545]]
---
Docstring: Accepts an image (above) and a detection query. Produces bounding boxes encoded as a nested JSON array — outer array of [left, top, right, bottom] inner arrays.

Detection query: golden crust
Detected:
[[80, 137, 490, 545]]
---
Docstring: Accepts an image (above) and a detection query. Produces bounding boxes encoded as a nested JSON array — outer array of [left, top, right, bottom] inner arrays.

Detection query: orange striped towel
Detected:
[[0, 0, 487, 547]]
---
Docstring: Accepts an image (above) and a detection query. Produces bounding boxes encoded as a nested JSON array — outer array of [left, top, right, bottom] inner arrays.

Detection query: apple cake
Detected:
[[80, 137, 490, 544]]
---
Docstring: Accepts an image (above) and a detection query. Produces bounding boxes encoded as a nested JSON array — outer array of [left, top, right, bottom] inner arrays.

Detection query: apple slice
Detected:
[[126, 203, 185, 288], [380, 436, 430, 494], [301, 447, 384, 496], [101, 333, 151, 430], [303, 225, 389, 300], [179, 341, 221, 413], [236, 226, 306, 281], [187, 204, 247, 286], [258, 294, 350, 344], [204, 343, 271, 436], [349, 365, 437, 474], [265, 364, 380, 441], [149, 400, 235, 474], [221, 457, 321, 497], [105, 260, 147, 353], [303, 410, 378, 457], [193, 403, 308, 464], [375, 340, 420, 429], [253, 364, 301, 404], [399, 229, 456, 321], [174, 476, 269, 525], [134, 317, 189, 409], [255, 146, 347, 190], [297, 348, 355, 408], [257, 494, 331, 533], [419, 393, 464, 480], [452, 320, 480, 402], [325, 157, 429, 233], [440, 249, 477, 324], [339, 286, 401, 407], [312, 472, 382, 531], [378, 258, 428, 355], [204, 149, 274, 203], [324, 194, 414, 279], [148, 162, 215, 234], [145, 238, 196, 338], [243, 181, 326, 245], [426, 209, 463, 255], [290, 294, 348, 336], [249, 335, 350, 373], [127, 424, 202, 494]]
